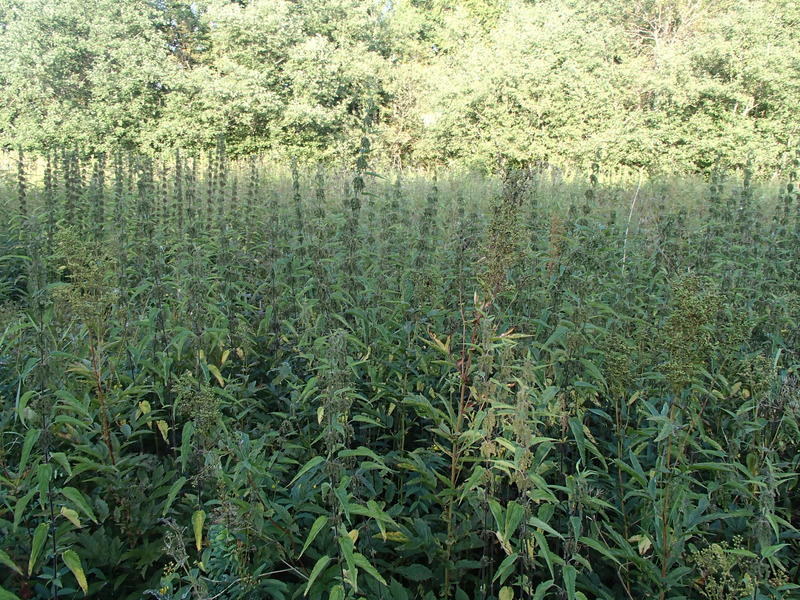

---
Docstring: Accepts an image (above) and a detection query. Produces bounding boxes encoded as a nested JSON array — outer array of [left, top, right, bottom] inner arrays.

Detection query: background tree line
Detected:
[[0, 0, 798, 173]]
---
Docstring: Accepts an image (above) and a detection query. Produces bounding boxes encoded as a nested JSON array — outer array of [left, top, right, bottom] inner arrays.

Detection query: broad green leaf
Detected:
[[62, 549, 88, 595], [532, 580, 554, 600], [28, 522, 49, 575], [329, 584, 344, 600], [563, 564, 577, 600], [499, 587, 513, 600]]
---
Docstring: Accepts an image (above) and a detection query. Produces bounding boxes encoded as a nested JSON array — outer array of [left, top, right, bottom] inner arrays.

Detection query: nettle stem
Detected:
[[89, 336, 115, 465]]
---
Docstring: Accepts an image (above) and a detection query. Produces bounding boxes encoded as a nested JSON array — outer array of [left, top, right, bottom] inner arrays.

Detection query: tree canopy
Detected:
[[0, 0, 798, 172]]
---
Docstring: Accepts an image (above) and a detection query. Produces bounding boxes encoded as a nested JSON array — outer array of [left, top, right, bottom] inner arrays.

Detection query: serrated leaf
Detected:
[[28, 522, 49, 575], [563, 564, 577, 600], [62, 549, 88, 595]]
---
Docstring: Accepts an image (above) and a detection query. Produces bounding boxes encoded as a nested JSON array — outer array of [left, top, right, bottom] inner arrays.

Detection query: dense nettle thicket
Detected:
[[0, 148, 799, 600], [0, 0, 799, 173]]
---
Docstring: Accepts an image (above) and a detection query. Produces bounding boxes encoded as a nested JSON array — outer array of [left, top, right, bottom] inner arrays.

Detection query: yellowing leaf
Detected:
[[221, 349, 230, 365], [62, 549, 88, 595], [60, 507, 81, 528], [156, 420, 170, 442], [347, 529, 359, 543], [499, 587, 514, 600], [374, 531, 407, 543], [138, 400, 151, 417], [207, 364, 225, 387], [192, 510, 206, 552]]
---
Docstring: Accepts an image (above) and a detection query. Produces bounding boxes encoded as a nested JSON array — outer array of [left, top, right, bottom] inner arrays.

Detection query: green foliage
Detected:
[[1, 0, 799, 173], [0, 151, 799, 600]]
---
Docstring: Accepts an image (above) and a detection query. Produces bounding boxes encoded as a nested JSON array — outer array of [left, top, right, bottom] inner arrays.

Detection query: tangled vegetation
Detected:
[[0, 146, 799, 600]]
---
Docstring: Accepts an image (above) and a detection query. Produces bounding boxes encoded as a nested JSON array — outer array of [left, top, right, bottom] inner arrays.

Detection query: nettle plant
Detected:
[[1, 148, 799, 600]]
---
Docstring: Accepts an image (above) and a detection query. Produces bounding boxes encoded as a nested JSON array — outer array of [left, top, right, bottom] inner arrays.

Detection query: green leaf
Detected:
[[499, 587, 513, 600], [504, 501, 525, 542], [18, 428, 41, 476], [338, 534, 358, 592], [579, 536, 620, 565], [28, 522, 49, 575], [0, 586, 22, 600], [528, 517, 564, 540], [329, 584, 345, 600], [13, 490, 36, 530], [299, 515, 328, 558], [61, 487, 98, 523], [532, 580, 554, 600], [289, 456, 325, 486], [36, 463, 52, 508], [179, 421, 194, 473], [493, 553, 518, 585], [303, 555, 331, 596], [161, 476, 187, 516], [192, 510, 206, 552], [50, 452, 72, 477], [563, 564, 577, 600], [353, 552, 387, 586], [0, 550, 22, 575], [62, 549, 88, 595], [395, 564, 432, 581]]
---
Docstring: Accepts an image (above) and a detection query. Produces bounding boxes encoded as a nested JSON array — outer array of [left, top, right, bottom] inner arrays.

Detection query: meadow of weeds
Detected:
[[0, 147, 799, 600]]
